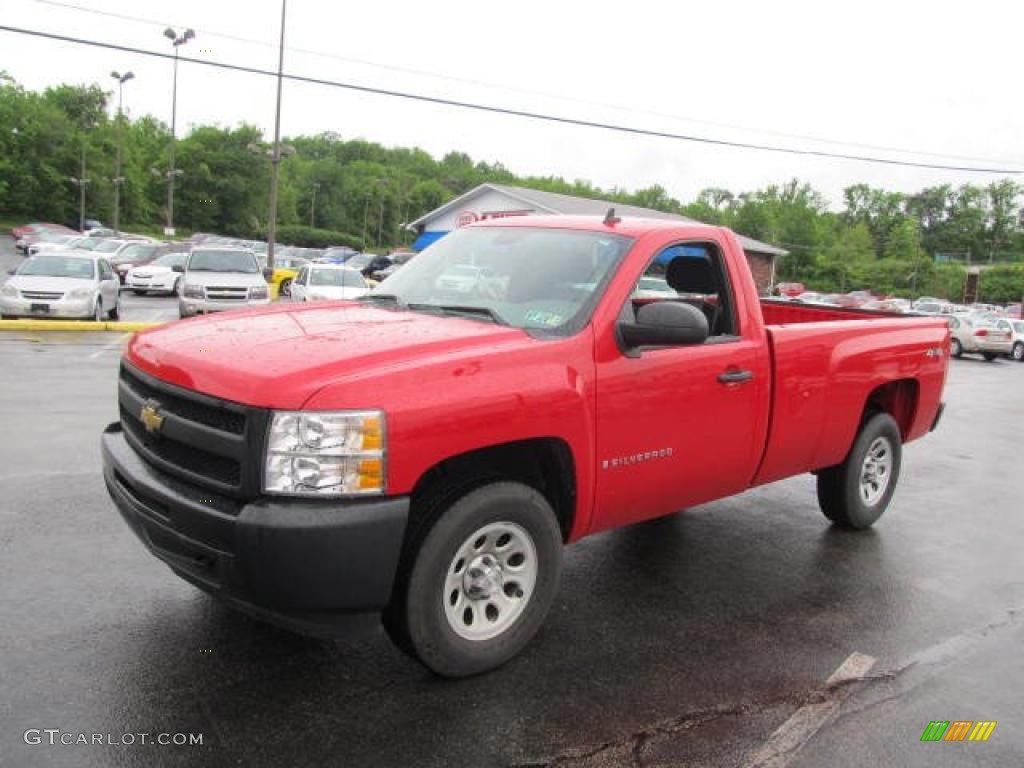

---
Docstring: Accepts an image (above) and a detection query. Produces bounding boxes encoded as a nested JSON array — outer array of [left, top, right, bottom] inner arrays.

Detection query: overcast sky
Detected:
[[2, 0, 1022, 209]]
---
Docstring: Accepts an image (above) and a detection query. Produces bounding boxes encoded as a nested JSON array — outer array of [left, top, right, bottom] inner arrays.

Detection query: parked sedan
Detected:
[[1, 253, 120, 320], [948, 315, 1013, 360], [109, 242, 169, 283], [291, 264, 369, 302], [125, 252, 189, 295]]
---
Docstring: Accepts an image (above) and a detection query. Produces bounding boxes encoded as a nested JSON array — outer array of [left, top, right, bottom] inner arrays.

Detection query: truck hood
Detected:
[[126, 302, 530, 409]]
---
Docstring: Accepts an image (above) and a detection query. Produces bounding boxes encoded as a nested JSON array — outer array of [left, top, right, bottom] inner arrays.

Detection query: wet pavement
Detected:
[[1, 321, 1022, 766]]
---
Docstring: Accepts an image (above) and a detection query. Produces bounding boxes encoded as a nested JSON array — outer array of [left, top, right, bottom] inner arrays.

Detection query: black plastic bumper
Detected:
[[101, 423, 409, 634], [930, 402, 946, 432]]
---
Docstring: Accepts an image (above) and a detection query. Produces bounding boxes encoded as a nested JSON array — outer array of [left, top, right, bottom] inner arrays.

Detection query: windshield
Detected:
[[188, 249, 259, 273], [70, 238, 99, 251], [95, 240, 123, 253], [19, 255, 95, 279], [370, 226, 634, 335], [310, 268, 366, 287], [115, 244, 157, 261]]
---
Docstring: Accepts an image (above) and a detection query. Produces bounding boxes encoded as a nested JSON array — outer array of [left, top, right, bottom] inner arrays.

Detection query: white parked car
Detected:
[[948, 315, 1013, 360], [291, 264, 369, 302], [125, 252, 189, 295], [1, 252, 120, 320], [633, 276, 678, 299], [28, 235, 100, 256]]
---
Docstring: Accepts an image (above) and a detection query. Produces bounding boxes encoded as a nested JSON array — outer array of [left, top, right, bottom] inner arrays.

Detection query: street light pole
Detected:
[[310, 182, 320, 228], [110, 70, 134, 232], [163, 27, 194, 236], [70, 143, 91, 232], [265, 0, 288, 271]]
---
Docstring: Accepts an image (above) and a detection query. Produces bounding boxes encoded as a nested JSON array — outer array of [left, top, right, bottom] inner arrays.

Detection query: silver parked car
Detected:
[[1, 252, 121, 320], [177, 247, 271, 318], [290, 264, 369, 302], [948, 315, 1013, 360]]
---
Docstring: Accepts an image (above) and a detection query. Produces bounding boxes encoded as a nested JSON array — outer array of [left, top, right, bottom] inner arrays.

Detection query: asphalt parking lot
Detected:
[[2, 245, 1023, 767]]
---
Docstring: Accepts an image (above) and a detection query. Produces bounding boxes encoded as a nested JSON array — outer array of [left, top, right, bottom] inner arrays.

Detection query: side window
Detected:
[[98, 260, 113, 280], [296, 267, 307, 285], [629, 242, 738, 339]]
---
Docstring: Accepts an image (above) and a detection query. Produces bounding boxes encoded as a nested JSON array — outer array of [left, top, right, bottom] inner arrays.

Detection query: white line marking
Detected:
[[742, 652, 876, 768], [88, 333, 130, 359]]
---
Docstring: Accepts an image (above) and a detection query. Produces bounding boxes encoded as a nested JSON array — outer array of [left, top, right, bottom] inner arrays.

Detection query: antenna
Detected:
[[603, 207, 621, 225]]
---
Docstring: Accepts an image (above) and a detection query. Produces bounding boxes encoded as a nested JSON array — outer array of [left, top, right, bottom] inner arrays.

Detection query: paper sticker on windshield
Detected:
[[524, 309, 564, 327]]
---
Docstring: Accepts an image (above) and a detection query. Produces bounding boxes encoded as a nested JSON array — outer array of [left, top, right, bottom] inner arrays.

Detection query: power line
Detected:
[[2, 24, 1023, 176], [25, 0, 1024, 167]]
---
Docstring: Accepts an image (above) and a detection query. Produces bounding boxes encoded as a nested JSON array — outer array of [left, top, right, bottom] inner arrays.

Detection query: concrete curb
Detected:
[[0, 320, 163, 332]]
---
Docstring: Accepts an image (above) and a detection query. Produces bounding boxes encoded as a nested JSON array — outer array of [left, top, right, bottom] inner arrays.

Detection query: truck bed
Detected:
[[752, 299, 949, 487]]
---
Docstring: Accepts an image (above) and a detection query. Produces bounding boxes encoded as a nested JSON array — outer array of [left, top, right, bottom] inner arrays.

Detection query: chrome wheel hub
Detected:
[[859, 436, 893, 506], [443, 521, 537, 642]]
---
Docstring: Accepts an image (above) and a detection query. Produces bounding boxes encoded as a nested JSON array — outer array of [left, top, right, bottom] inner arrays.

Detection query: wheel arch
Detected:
[[406, 437, 577, 545], [863, 378, 919, 441]]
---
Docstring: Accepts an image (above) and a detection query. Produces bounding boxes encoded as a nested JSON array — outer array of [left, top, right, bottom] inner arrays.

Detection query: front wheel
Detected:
[[817, 412, 902, 530], [385, 482, 563, 677], [92, 299, 103, 322], [1012, 342, 1024, 362], [108, 296, 119, 320], [950, 338, 963, 358], [279, 278, 293, 298]]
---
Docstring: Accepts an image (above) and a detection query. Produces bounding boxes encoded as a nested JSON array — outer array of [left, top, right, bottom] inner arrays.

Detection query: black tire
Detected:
[[92, 299, 103, 322], [384, 482, 563, 677], [132, 289, 147, 296], [279, 278, 293, 298], [1012, 342, 1024, 362], [982, 352, 997, 362], [817, 412, 902, 530], [950, 338, 963, 358], [171, 277, 181, 296], [108, 300, 119, 320]]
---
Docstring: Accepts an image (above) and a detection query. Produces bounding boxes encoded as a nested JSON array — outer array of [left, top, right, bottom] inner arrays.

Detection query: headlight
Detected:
[[182, 283, 204, 298], [250, 285, 268, 299], [264, 410, 385, 497], [1, 283, 17, 297], [68, 287, 93, 298]]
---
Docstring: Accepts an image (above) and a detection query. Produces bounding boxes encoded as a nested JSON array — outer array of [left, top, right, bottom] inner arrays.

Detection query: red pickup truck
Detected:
[[102, 216, 949, 676]]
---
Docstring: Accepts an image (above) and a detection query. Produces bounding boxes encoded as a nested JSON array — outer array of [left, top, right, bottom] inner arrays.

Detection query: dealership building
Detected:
[[407, 183, 787, 294]]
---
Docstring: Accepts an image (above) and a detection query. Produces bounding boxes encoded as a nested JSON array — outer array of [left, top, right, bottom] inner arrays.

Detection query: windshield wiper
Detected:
[[407, 303, 507, 325]]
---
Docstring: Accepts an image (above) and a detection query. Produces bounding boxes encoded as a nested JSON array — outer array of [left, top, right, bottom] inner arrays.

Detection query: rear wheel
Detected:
[[950, 338, 963, 358], [1012, 342, 1024, 362], [384, 482, 563, 677], [817, 412, 902, 530]]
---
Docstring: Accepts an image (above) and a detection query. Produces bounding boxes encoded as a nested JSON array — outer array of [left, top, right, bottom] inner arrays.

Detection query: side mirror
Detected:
[[619, 302, 709, 349], [262, 267, 274, 281], [7, 268, 17, 275], [171, 264, 185, 273]]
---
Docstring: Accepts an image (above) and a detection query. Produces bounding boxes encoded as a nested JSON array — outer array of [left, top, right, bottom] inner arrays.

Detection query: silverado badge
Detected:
[[140, 400, 165, 434]]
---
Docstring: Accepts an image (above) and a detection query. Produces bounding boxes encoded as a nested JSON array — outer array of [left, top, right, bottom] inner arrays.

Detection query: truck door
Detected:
[[591, 240, 769, 533]]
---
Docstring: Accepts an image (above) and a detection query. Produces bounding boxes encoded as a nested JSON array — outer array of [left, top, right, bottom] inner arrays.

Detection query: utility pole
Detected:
[[163, 27, 194, 236], [310, 182, 320, 228], [265, 0, 288, 271], [70, 142, 91, 231], [110, 70, 134, 232]]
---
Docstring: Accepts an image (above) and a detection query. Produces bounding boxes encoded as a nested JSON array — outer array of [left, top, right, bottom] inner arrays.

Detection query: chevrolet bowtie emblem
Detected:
[[140, 400, 165, 434]]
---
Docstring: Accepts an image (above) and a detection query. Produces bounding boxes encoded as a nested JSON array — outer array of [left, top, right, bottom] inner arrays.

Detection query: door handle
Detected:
[[718, 369, 754, 384]]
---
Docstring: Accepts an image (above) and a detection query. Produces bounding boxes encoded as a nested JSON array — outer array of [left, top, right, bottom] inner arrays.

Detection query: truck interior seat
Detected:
[[665, 257, 722, 334]]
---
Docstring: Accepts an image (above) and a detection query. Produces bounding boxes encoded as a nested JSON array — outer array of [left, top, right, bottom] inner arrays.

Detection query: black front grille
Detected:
[[120, 404, 242, 486], [118, 362, 268, 499], [121, 365, 246, 434]]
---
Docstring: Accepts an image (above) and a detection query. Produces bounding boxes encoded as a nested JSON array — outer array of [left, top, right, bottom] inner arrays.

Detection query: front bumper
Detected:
[[179, 297, 271, 315], [101, 423, 409, 633], [127, 274, 176, 292], [0, 294, 93, 318]]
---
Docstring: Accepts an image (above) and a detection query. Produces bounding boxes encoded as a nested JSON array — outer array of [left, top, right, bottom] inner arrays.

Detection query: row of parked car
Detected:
[[774, 282, 1023, 362], [4, 222, 423, 320]]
